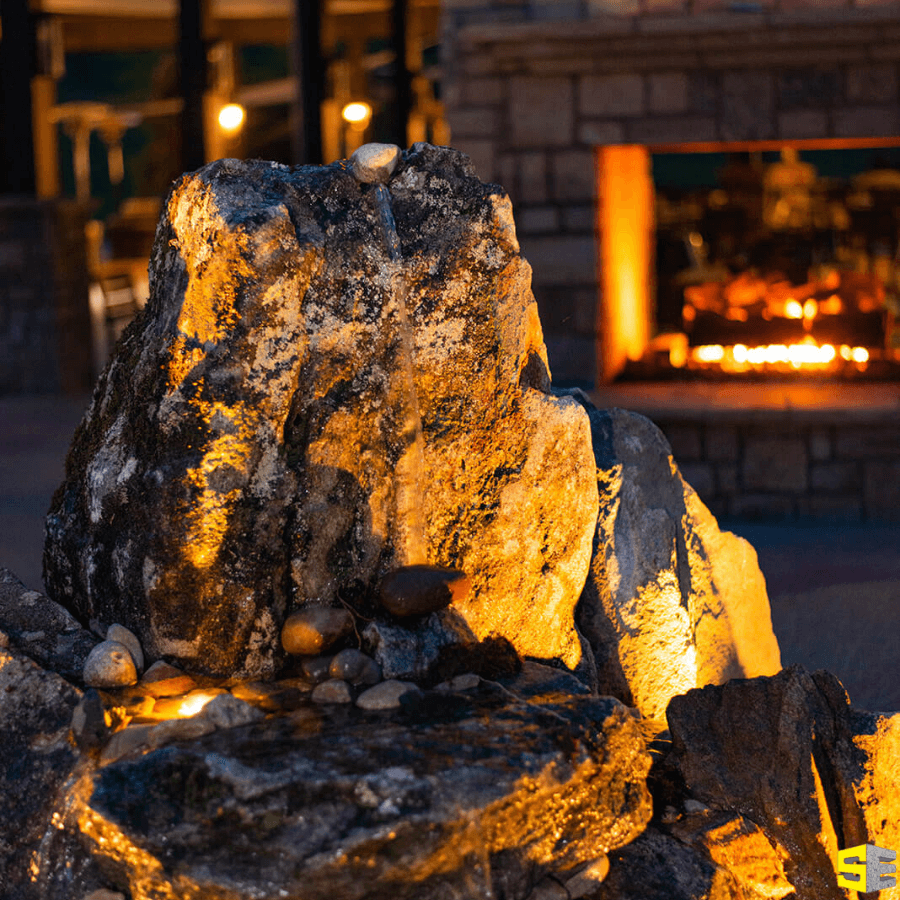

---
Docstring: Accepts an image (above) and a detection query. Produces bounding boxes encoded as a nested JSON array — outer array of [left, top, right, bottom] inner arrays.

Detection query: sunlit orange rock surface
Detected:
[[43, 145, 597, 677], [570, 402, 781, 720]]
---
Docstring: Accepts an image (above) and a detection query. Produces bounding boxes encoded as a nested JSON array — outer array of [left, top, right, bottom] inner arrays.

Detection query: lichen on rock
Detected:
[[566, 396, 781, 720], [44, 144, 598, 679]]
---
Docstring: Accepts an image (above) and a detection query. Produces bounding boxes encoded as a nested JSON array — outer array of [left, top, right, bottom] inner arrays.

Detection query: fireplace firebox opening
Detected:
[[595, 139, 900, 384]]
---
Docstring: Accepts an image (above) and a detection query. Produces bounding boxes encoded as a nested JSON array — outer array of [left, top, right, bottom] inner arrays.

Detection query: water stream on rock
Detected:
[[373, 182, 427, 567]]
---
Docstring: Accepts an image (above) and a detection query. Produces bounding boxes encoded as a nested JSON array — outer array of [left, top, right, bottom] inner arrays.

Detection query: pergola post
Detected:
[[0, 0, 37, 195], [291, 0, 323, 166], [596, 144, 655, 384], [391, 0, 412, 148], [179, 0, 208, 172]]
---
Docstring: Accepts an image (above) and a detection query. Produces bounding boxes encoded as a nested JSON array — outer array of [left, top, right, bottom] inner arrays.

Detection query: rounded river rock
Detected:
[[378, 565, 472, 618], [83, 640, 138, 688], [282, 607, 353, 656], [329, 648, 381, 685], [349, 142, 400, 183]]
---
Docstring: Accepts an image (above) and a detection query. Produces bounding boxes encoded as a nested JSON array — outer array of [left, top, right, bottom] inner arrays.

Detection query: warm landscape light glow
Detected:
[[663, 333, 689, 368], [852, 346, 869, 363], [802, 299, 818, 320], [342, 102, 372, 125], [178, 691, 217, 717], [597, 145, 653, 381], [218, 104, 245, 133]]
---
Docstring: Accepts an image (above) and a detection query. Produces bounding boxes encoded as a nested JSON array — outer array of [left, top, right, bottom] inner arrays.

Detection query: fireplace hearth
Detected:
[[444, 2, 900, 387], [599, 141, 900, 383]]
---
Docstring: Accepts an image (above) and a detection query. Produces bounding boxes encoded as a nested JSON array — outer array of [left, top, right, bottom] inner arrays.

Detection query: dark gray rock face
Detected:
[[593, 829, 735, 900], [73, 689, 651, 900], [667, 809, 793, 900], [43, 146, 598, 679], [0, 567, 97, 683], [666, 665, 871, 900], [0, 642, 83, 899], [361, 607, 477, 682], [564, 396, 781, 720]]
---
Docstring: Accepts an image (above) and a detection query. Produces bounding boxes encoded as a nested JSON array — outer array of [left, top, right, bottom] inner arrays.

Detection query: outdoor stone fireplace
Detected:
[[442, 0, 900, 385]]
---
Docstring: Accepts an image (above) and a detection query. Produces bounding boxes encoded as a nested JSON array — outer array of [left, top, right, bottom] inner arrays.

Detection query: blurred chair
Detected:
[[85, 212, 153, 377]]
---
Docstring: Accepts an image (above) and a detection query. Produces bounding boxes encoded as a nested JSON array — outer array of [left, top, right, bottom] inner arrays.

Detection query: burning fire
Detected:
[[690, 340, 869, 372], [680, 268, 886, 373]]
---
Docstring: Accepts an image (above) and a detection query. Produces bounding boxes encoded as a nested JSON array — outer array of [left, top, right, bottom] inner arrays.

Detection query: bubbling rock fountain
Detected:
[[0, 144, 893, 900], [43, 141, 599, 683]]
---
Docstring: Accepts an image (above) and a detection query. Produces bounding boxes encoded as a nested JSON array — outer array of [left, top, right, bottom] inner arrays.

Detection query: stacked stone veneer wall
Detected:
[[0, 200, 92, 394], [442, 1, 900, 382], [651, 412, 900, 521]]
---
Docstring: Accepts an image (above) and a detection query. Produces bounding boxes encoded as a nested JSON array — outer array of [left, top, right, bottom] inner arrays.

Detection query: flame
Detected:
[[694, 345, 725, 363], [785, 300, 803, 319], [690, 342, 868, 370]]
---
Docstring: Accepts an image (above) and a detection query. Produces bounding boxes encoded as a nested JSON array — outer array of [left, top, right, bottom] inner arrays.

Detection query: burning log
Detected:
[[682, 269, 889, 373]]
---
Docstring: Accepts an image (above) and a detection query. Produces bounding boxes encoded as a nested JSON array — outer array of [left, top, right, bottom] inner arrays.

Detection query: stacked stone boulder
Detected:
[[0, 143, 890, 898], [567, 398, 782, 720], [43, 143, 598, 681]]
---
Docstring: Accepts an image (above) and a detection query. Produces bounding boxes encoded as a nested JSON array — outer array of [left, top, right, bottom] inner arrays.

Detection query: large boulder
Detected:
[[567, 398, 781, 719], [71, 688, 650, 900], [590, 665, 900, 900], [44, 145, 598, 678], [666, 666, 872, 899], [0, 641, 85, 899], [852, 710, 900, 881]]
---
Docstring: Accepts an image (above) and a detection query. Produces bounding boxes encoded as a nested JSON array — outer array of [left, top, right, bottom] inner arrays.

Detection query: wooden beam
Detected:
[[59, 16, 177, 51], [649, 137, 900, 154], [32, 75, 60, 197]]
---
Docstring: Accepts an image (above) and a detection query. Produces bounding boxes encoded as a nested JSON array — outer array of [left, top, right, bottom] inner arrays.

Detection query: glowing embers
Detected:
[[689, 340, 871, 372], [680, 267, 887, 373]]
